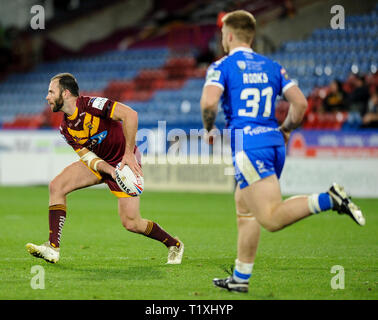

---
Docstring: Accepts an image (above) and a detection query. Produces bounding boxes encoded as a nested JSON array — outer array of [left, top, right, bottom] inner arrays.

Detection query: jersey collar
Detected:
[[67, 97, 80, 120], [67, 107, 78, 120], [229, 47, 253, 56]]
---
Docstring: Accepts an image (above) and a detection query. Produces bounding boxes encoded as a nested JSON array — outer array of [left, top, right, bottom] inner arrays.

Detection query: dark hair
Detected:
[[51, 73, 79, 97]]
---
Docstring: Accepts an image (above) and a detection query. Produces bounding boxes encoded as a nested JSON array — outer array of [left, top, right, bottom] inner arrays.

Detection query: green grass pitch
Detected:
[[0, 186, 376, 300]]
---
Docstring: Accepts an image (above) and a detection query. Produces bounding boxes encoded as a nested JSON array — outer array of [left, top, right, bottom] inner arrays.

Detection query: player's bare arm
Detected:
[[279, 85, 308, 143], [111, 102, 143, 176], [200, 84, 222, 143]]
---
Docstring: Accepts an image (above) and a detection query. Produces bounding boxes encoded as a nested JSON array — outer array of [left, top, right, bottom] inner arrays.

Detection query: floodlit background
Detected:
[[0, 0, 377, 196]]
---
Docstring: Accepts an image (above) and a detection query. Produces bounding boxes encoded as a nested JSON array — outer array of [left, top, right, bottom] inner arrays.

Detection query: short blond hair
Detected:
[[222, 10, 256, 44]]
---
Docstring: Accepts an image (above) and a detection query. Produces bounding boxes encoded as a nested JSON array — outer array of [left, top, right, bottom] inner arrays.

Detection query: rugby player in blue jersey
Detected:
[[200, 10, 365, 293]]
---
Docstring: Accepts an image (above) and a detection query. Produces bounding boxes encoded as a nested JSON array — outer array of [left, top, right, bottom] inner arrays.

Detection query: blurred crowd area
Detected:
[[307, 73, 378, 129], [275, 72, 378, 130], [0, 24, 34, 78], [0, 0, 377, 131]]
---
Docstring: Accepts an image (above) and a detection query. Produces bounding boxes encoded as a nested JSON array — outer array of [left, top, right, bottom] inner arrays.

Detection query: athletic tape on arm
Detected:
[[79, 150, 104, 173]]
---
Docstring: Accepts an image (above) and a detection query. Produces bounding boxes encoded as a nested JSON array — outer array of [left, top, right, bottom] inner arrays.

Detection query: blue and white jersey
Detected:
[[204, 47, 294, 152]]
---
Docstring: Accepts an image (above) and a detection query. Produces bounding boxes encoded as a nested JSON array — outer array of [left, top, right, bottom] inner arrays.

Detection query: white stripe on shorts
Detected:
[[235, 151, 261, 186]]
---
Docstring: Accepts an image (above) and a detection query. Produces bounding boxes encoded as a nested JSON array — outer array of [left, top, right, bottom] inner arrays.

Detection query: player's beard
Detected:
[[52, 91, 64, 112]]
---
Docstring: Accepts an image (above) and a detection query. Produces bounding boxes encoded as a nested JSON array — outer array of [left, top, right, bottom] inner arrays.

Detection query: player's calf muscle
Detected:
[[121, 216, 146, 233], [118, 198, 145, 233], [252, 196, 311, 232], [256, 216, 283, 232]]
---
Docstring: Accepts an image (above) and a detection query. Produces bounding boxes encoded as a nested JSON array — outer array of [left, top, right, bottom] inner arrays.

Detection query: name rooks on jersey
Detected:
[[243, 72, 268, 84]]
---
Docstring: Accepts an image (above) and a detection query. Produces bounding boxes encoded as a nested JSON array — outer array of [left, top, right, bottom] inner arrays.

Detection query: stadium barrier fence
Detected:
[[0, 130, 377, 197]]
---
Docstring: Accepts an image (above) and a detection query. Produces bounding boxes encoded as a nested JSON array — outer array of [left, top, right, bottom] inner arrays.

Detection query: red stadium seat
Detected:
[[302, 112, 319, 129]]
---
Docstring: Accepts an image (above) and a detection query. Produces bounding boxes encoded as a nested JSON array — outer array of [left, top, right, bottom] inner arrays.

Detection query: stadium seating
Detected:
[[269, 8, 377, 98], [0, 48, 170, 127], [269, 6, 377, 129], [0, 5, 377, 131]]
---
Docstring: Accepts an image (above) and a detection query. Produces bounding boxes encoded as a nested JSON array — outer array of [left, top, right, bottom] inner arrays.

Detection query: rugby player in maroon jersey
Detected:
[[26, 73, 184, 264]]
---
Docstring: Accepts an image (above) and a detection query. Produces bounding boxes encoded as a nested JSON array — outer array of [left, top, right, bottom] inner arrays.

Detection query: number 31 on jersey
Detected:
[[238, 86, 273, 118]]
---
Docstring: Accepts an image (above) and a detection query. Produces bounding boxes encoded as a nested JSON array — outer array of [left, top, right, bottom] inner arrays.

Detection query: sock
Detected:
[[143, 220, 180, 248], [308, 193, 333, 214], [49, 204, 66, 248], [233, 259, 254, 283]]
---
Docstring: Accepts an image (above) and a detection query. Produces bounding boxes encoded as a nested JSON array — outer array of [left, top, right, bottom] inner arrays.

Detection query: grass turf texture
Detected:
[[0, 186, 377, 300]]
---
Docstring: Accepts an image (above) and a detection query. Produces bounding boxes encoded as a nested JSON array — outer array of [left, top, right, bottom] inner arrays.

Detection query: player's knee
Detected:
[[49, 178, 72, 198], [49, 179, 62, 196]]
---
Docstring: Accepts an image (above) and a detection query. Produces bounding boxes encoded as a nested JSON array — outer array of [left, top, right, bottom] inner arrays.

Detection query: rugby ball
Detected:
[[115, 163, 144, 197]]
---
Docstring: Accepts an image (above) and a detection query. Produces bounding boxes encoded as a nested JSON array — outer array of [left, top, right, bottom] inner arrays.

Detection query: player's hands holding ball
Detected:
[[110, 151, 142, 180], [114, 151, 144, 197], [119, 151, 143, 177]]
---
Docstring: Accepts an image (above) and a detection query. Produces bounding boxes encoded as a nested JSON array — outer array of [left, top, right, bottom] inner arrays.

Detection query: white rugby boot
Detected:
[[166, 238, 184, 264], [26, 242, 60, 263]]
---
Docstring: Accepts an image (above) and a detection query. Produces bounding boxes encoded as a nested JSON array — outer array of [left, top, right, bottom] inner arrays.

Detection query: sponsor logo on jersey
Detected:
[[91, 97, 108, 111], [87, 130, 108, 149], [243, 126, 280, 136], [280, 68, 289, 80], [237, 60, 246, 71], [86, 122, 93, 130], [90, 130, 107, 144], [206, 69, 221, 82]]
